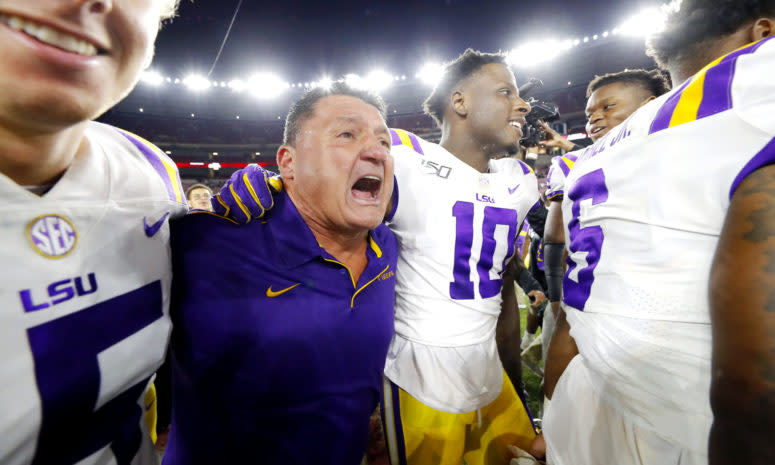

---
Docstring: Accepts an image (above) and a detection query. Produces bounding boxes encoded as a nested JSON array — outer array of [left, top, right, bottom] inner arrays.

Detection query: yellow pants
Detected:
[[144, 383, 158, 444], [381, 374, 537, 465]]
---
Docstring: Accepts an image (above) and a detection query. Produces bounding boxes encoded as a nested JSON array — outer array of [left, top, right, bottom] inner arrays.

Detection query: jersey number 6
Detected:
[[564, 169, 609, 311]]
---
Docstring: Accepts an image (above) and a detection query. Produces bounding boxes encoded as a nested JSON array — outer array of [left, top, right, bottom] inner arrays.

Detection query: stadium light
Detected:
[[345, 73, 365, 90], [508, 39, 573, 67], [416, 62, 445, 87], [141, 70, 164, 86], [183, 74, 211, 92], [364, 70, 394, 91], [617, 6, 669, 37], [316, 76, 334, 90], [228, 79, 247, 93], [247, 72, 289, 99]]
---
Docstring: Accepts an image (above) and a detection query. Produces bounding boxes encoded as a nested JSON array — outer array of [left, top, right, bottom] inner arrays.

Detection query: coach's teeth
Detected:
[[0, 13, 98, 56], [509, 121, 522, 129]]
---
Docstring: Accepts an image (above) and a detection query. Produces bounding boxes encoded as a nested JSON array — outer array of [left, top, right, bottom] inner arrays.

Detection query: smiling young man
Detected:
[[377, 51, 539, 465], [0, 1, 187, 464], [542, 1, 775, 464], [163, 83, 398, 465]]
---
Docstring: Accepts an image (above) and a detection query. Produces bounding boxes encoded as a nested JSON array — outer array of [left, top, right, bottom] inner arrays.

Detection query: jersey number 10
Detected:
[[450, 201, 517, 300]]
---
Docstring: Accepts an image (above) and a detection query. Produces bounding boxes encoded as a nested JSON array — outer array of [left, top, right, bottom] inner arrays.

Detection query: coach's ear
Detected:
[[276, 145, 295, 180], [750, 17, 774, 41]]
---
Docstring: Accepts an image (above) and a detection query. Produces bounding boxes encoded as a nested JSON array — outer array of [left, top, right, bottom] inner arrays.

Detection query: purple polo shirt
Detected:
[[163, 192, 397, 465]]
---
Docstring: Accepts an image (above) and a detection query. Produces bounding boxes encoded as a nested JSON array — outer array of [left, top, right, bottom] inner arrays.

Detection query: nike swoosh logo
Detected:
[[508, 184, 520, 195], [266, 283, 301, 298], [143, 212, 170, 238]]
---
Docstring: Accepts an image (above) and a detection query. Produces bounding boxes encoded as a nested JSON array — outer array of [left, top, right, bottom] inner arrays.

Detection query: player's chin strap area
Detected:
[[543, 242, 565, 302]]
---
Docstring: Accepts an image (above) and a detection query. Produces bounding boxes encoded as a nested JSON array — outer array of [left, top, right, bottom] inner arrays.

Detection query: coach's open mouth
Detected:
[[351, 175, 382, 201]]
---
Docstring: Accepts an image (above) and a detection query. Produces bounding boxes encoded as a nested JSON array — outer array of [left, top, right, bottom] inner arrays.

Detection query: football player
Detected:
[[543, 1, 775, 464], [541, 68, 670, 380], [0, 1, 186, 464]]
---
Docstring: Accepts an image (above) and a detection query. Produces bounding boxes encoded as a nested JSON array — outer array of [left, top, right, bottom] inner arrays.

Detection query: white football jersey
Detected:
[[0, 122, 187, 465], [560, 36, 775, 454], [383, 129, 539, 412], [545, 150, 580, 201]]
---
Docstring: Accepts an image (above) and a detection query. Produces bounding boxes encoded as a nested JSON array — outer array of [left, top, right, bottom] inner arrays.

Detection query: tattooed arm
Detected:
[[709, 164, 775, 464]]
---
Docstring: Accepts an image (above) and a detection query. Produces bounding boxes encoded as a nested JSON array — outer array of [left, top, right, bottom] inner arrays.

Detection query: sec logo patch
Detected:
[[27, 214, 78, 258]]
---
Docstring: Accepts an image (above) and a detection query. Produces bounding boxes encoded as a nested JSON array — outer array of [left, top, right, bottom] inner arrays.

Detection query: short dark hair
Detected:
[[185, 183, 212, 200], [283, 82, 387, 145], [422, 49, 509, 127], [646, 0, 775, 69], [586, 69, 672, 99]]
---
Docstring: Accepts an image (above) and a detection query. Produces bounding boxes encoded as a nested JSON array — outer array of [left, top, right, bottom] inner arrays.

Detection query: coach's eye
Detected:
[[339, 131, 354, 139], [380, 139, 391, 148]]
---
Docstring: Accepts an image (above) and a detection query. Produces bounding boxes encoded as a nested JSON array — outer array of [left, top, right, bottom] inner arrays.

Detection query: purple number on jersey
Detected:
[[450, 201, 518, 300], [26, 280, 164, 465], [564, 169, 608, 311]]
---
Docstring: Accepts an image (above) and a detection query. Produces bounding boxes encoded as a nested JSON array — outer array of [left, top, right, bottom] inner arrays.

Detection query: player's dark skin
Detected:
[[666, 17, 775, 464], [710, 163, 775, 465]]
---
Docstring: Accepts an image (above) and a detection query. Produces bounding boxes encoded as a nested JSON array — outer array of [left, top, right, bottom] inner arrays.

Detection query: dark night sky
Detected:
[[152, 0, 664, 81]]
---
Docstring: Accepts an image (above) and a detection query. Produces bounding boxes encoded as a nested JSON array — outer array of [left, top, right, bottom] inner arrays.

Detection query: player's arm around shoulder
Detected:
[[212, 164, 283, 223], [708, 163, 775, 464]]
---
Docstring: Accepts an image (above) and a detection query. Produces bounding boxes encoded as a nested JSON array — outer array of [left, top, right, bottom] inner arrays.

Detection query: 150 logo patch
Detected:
[[421, 159, 452, 179]]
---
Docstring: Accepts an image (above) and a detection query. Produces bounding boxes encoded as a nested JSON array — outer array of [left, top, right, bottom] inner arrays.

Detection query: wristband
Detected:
[[544, 242, 565, 302], [516, 266, 543, 294]]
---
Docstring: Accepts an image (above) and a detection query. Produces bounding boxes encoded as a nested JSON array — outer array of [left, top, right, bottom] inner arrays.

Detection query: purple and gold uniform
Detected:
[[382, 129, 539, 465], [0, 122, 186, 465], [545, 36, 775, 465], [164, 192, 397, 465], [545, 151, 579, 202]]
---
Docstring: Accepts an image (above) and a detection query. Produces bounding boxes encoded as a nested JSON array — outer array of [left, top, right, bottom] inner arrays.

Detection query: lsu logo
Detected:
[[19, 273, 98, 313], [27, 214, 78, 258], [476, 194, 495, 204], [381, 270, 395, 281]]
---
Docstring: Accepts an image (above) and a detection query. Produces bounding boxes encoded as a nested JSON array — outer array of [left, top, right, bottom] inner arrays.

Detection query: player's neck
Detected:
[[439, 128, 491, 173], [0, 120, 88, 186]]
